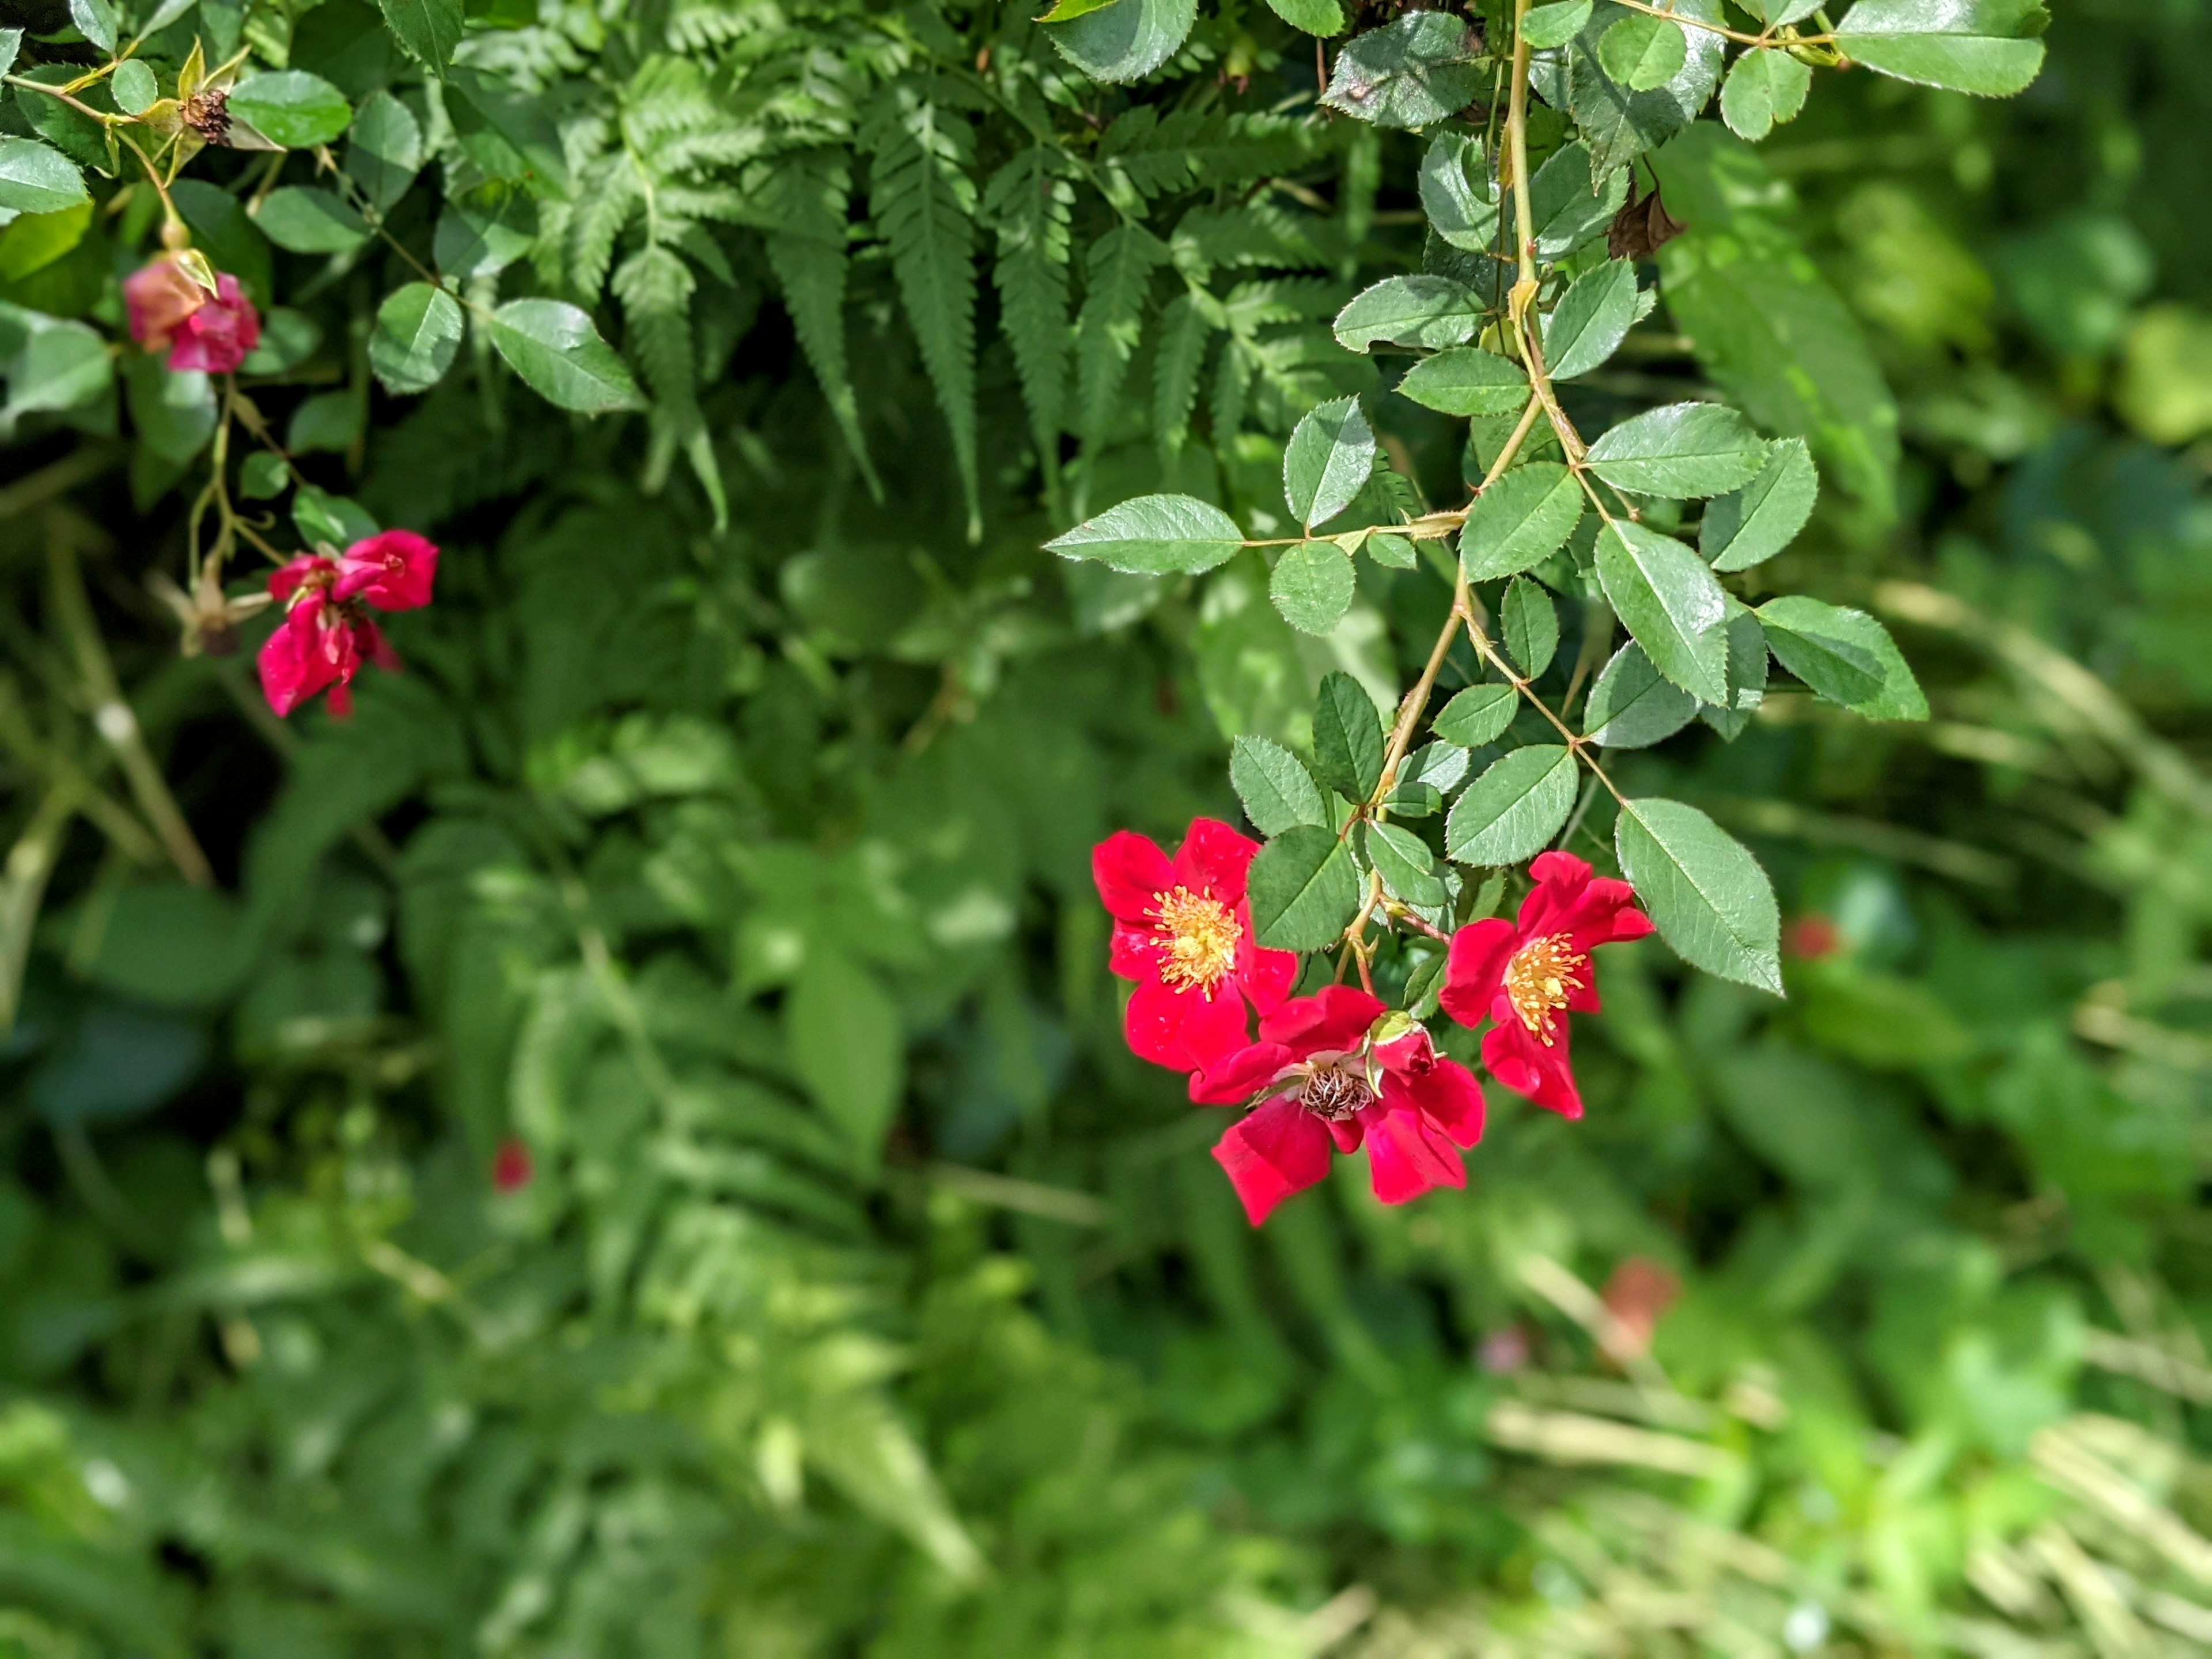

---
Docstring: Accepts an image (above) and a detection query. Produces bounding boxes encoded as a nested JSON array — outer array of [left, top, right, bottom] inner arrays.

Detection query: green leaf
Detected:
[[1077, 223, 1169, 475], [1334, 275, 1482, 353], [985, 147, 1073, 465], [1595, 521, 1729, 704], [1399, 740, 1469, 796], [1702, 437, 1818, 571], [1834, 0, 2048, 97], [1046, 0, 1198, 84], [229, 71, 354, 149], [1048, 494, 1245, 575], [1417, 132, 1499, 251], [0, 31, 19, 81], [1702, 597, 1769, 739], [1152, 291, 1214, 457], [5, 321, 108, 420], [110, 60, 157, 116], [1312, 670, 1384, 802], [1522, 0, 1594, 49], [1232, 736, 1327, 835], [67, 0, 115, 55], [1396, 345, 1527, 416], [287, 388, 362, 455], [0, 139, 88, 215], [760, 155, 876, 497], [867, 87, 980, 536], [1283, 396, 1375, 529], [485, 298, 645, 414], [1433, 683, 1517, 748], [126, 355, 215, 461], [1266, 0, 1345, 35], [1584, 642, 1697, 748], [1271, 541, 1357, 635], [293, 484, 378, 547], [445, 68, 570, 196], [1585, 402, 1768, 499], [345, 89, 423, 211], [1445, 745, 1579, 866], [379, 0, 465, 73], [1615, 798, 1782, 994], [1502, 576, 1559, 678], [787, 947, 903, 1172], [370, 282, 463, 395], [1366, 821, 1446, 906], [1755, 597, 1928, 719], [1247, 824, 1361, 950], [1322, 10, 1484, 128], [240, 309, 320, 375], [1460, 462, 1583, 581], [1543, 259, 1637, 382], [1598, 14, 1687, 90], [238, 450, 287, 499], [1528, 140, 1630, 262], [1719, 46, 1813, 142], [172, 179, 272, 309], [255, 187, 368, 255], [1567, 0, 1729, 175], [1037, 0, 1120, 18]]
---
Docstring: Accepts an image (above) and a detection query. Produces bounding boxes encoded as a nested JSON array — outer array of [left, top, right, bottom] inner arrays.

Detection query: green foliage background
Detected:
[[2, 1, 2211, 1654]]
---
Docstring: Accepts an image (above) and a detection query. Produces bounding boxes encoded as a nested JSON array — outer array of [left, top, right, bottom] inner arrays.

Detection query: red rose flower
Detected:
[[1093, 818, 1297, 1075], [1191, 986, 1485, 1225], [124, 257, 260, 374], [1438, 851, 1652, 1120], [491, 1137, 535, 1192], [255, 532, 438, 718]]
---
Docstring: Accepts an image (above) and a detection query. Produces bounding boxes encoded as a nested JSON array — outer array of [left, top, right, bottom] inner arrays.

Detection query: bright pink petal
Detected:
[[1395, 1056, 1485, 1149], [335, 529, 438, 611], [1093, 831, 1174, 925], [267, 554, 335, 602], [1481, 1018, 1583, 1119], [124, 257, 204, 350], [354, 619, 400, 673], [1170, 817, 1260, 904], [1109, 920, 1160, 982], [1257, 985, 1384, 1058], [1212, 1097, 1334, 1226], [1126, 975, 1248, 1073], [1440, 918, 1516, 1028], [1362, 1103, 1466, 1204], [256, 603, 340, 717], [1190, 1043, 1297, 1105]]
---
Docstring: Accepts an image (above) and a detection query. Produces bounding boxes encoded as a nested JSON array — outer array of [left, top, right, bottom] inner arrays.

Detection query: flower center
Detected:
[[1505, 932, 1587, 1045], [1152, 885, 1240, 994], [1298, 1056, 1375, 1121]]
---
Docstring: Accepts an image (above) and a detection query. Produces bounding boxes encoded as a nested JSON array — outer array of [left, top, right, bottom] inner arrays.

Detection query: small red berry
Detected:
[[1786, 915, 1842, 961], [491, 1138, 533, 1192]]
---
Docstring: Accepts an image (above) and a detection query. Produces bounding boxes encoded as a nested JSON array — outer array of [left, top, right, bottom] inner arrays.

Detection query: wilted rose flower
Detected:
[[124, 255, 260, 374]]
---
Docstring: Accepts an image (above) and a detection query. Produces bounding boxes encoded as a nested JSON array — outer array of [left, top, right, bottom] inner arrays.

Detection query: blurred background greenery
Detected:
[[3, 1, 2212, 1654]]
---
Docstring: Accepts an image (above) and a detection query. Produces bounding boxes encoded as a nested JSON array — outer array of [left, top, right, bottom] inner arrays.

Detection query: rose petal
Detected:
[[1362, 1102, 1465, 1204], [335, 529, 439, 611], [1093, 831, 1175, 925], [1257, 984, 1385, 1058], [1392, 1056, 1485, 1149], [1171, 817, 1261, 905], [1481, 1017, 1583, 1119], [1233, 913, 1300, 1014], [1126, 974, 1249, 1073], [1440, 918, 1516, 1028], [1190, 1043, 1298, 1105], [1212, 1097, 1334, 1226]]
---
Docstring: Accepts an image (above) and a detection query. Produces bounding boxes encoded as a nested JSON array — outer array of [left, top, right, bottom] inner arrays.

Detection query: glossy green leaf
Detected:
[[1399, 740, 1469, 796], [1756, 597, 1928, 719], [1584, 642, 1697, 748], [1615, 797, 1782, 994], [255, 187, 369, 254], [1568, 0, 1729, 176], [1283, 396, 1375, 529], [1366, 821, 1447, 906], [370, 282, 464, 395], [0, 139, 88, 215], [0, 31, 19, 81], [1719, 46, 1813, 142], [110, 60, 157, 117], [1528, 141, 1628, 261], [1322, 10, 1484, 128], [1334, 276, 1482, 353], [1271, 540, 1357, 635], [6, 321, 109, 418], [238, 450, 287, 500], [1247, 824, 1361, 950], [379, 0, 465, 73], [345, 90, 423, 211], [1046, 0, 1198, 85], [1047, 494, 1245, 575], [1460, 462, 1583, 581], [1701, 437, 1818, 571], [1418, 132, 1499, 252], [126, 357, 216, 462], [67, 0, 115, 55], [1231, 736, 1327, 835], [1502, 576, 1559, 678], [1396, 346, 1527, 417], [1597, 14, 1687, 90], [1445, 745, 1579, 866], [1522, 0, 1594, 49], [486, 298, 645, 415], [1595, 520, 1729, 704], [1543, 259, 1637, 382], [1312, 670, 1384, 802], [1702, 597, 1769, 740], [1434, 683, 1518, 748], [1265, 0, 1345, 35], [1834, 0, 2048, 98], [229, 71, 354, 149], [1585, 402, 1769, 499]]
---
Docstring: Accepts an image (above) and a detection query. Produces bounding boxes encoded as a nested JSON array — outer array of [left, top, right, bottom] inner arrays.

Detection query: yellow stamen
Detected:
[[1504, 932, 1586, 1046], [1152, 885, 1241, 994]]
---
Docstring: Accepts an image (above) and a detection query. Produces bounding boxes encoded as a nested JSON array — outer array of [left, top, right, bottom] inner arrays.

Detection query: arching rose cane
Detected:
[[256, 531, 440, 717], [1092, 818, 1298, 1075], [1191, 986, 1485, 1225], [1438, 851, 1652, 1120]]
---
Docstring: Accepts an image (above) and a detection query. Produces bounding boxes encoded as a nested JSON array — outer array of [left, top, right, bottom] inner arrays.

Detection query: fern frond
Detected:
[[1152, 291, 1216, 459], [1211, 335, 1252, 453], [865, 81, 980, 539], [1096, 111, 1326, 207], [615, 243, 728, 528], [569, 153, 643, 303], [1169, 201, 1328, 280], [983, 146, 1073, 488], [1075, 225, 1167, 479]]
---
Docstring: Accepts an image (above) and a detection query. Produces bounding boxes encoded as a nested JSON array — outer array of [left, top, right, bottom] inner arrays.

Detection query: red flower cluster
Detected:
[[1095, 824, 1649, 1225], [124, 255, 261, 374], [256, 531, 438, 718]]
